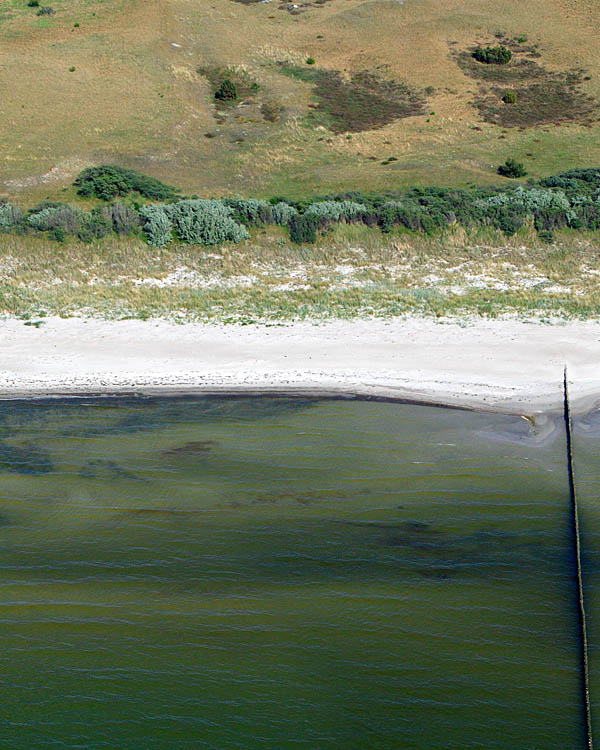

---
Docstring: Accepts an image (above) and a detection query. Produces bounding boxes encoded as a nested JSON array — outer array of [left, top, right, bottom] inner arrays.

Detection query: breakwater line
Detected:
[[564, 367, 594, 750]]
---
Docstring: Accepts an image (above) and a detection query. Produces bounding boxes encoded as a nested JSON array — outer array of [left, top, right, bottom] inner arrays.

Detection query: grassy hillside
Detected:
[[1, 0, 599, 204]]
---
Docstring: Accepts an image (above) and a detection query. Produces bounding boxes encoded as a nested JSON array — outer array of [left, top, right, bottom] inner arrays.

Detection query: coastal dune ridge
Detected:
[[1, 316, 599, 415]]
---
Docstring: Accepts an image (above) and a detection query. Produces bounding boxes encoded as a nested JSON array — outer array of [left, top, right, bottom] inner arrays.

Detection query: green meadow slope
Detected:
[[0, 0, 599, 203]]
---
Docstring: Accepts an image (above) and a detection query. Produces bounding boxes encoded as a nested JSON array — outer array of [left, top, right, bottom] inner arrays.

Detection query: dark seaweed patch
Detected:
[[0, 442, 53, 475], [161, 440, 219, 458], [79, 459, 142, 481], [45, 397, 319, 439]]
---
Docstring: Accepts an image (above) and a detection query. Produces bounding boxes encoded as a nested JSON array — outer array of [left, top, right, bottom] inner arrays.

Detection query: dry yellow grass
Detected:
[[0, 0, 599, 203]]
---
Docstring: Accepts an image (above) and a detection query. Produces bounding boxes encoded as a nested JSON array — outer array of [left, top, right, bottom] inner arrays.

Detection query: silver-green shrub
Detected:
[[0, 202, 23, 229], [28, 205, 84, 233], [305, 200, 366, 221], [226, 198, 273, 225], [475, 187, 571, 213], [272, 202, 297, 225], [102, 201, 140, 235], [139, 204, 173, 247], [169, 200, 249, 245]]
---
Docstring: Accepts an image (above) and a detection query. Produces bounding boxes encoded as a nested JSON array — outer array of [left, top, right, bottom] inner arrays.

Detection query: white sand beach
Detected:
[[1, 316, 599, 414], [0, 318, 600, 414]]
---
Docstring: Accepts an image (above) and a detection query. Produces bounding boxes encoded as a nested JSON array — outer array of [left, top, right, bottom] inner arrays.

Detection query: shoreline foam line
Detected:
[[564, 367, 594, 750]]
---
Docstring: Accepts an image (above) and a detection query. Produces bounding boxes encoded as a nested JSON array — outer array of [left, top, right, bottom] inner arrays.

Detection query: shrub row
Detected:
[[1, 167, 600, 246]]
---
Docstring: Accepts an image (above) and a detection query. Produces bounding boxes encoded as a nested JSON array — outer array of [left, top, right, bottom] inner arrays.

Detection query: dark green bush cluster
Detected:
[[74, 165, 179, 201], [497, 158, 527, 178], [276, 167, 600, 241], [289, 214, 318, 244], [214, 79, 238, 101], [473, 45, 512, 65]]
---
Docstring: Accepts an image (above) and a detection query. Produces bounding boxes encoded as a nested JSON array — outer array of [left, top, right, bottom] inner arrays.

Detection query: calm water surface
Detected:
[[0, 398, 587, 748]]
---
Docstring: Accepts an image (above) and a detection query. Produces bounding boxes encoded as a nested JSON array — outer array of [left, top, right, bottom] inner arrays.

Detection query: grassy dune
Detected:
[[1, 0, 599, 203], [2, 224, 599, 322]]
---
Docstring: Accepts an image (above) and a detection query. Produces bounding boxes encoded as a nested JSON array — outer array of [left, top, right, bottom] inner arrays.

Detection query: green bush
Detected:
[[224, 198, 273, 226], [497, 159, 527, 178], [289, 213, 318, 244], [305, 200, 366, 222], [169, 200, 249, 245], [376, 201, 404, 233], [473, 45, 512, 65], [214, 79, 238, 101], [77, 209, 111, 242], [74, 165, 178, 201], [28, 204, 84, 233], [502, 90, 517, 104], [272, 202, 297, 225]]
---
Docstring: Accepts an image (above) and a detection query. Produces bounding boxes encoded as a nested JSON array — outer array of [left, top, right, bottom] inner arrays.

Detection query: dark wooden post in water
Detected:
[[564, 366, 594, 750]]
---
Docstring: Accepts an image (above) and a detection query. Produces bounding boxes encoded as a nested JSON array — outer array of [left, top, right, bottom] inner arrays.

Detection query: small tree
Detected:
[[502, 90, 517, 104], [497, 159, 527, 178], [215, 79, 238, 101]]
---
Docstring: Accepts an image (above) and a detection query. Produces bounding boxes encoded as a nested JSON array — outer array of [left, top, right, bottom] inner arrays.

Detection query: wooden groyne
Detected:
[[564, 367, 594, 750]]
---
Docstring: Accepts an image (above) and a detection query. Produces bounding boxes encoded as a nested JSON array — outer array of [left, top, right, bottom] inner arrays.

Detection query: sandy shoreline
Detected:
[[1, 316, 600, 415]]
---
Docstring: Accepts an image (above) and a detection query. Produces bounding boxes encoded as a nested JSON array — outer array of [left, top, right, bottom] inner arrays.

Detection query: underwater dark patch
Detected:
[[79, 459, 143, 481], [161, 440, 219, 458], [0, 441, 53, 475]]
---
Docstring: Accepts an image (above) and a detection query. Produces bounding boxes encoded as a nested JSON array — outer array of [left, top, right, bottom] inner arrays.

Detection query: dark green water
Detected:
[[573, 410, 600, 744], [0, 397, 586, 748]]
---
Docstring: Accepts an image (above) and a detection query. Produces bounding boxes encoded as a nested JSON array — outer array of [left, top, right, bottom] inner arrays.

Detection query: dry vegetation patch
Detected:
[[278, 64, 428, 133], [198, 65, 286, 128], [456, 38, 597, 128]]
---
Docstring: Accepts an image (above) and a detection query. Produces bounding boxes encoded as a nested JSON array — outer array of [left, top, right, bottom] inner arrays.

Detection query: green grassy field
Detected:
[[1, 0, 599, 205]]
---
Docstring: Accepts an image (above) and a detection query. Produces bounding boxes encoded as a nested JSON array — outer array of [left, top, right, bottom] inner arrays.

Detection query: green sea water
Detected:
[[0, 397, 587, 748]]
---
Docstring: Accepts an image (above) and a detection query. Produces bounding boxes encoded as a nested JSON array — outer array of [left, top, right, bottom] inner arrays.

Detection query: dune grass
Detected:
[[1, 225, 599, 322]]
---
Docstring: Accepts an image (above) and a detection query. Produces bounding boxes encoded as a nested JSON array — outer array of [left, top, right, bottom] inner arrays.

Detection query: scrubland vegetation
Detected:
[[0, 0, 599, 322], [1, 166, 600, 323], [0, 0, 599, 198], [1, 219, 600, 323], [1, 166, 599, 249]]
